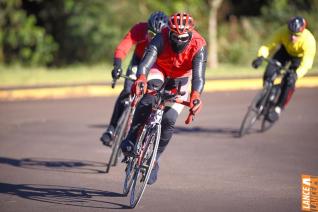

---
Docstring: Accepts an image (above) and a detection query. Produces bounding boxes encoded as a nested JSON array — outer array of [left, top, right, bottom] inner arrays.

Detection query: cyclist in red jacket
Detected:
[[100, 11, 168, 147], [121, 12, 207, 185]]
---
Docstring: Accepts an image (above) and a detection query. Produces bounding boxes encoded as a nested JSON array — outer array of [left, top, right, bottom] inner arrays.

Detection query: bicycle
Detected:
[[238, 58, 291, 137], [105, 73, 138, 174], [122, 78, 194, 208]]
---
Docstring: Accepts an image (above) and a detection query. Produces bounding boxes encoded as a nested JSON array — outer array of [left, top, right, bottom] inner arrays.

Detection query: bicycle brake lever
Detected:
[[111, 79, 117, 88]]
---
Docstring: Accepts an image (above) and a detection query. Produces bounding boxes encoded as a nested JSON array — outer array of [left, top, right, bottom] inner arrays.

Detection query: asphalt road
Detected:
[[0, 88, 317, 212]]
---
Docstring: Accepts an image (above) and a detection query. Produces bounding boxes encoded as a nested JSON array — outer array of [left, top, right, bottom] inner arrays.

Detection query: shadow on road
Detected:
[[88, 124, 108, 129], [175, 126, 240, 138], [0, 157, 106, 174], [0, 183, 130, 209], [90, 124, 242, 138]]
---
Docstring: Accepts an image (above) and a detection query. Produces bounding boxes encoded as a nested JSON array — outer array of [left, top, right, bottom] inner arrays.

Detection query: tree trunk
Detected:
[[208, 0, 223, 69]]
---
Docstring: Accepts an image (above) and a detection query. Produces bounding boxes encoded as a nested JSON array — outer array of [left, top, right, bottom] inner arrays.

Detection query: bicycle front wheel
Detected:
[[123, 156, 137, 196], [129, 125, 161, 208], [239, 90, 265, 137], [106, 107, 130, 173], [123, 125, 147, 196]]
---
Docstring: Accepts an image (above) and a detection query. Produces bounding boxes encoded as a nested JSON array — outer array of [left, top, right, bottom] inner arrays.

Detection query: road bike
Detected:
[[239, 58, 291, 137], [122, 78, 194, 208], [105, 74, 138, 173]]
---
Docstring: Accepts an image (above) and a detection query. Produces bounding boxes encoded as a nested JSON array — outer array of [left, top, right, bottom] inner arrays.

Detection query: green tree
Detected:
[[0, 0, 57, 66]]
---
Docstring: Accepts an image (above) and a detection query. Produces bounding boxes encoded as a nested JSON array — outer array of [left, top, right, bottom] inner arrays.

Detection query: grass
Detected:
[[0, 63, 317, 87], [0, 64, 112, 87]]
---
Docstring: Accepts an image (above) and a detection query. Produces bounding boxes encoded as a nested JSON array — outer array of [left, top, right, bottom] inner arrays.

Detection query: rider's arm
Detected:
[[114, 23, 146, 60], [192, 46, 208, 93], [296, 32, 316, 78], [257, 27, 284, 58], [136, 33, 164, 76]]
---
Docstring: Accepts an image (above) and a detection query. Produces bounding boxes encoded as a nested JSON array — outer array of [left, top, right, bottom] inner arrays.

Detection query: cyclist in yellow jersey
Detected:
[[252, 16, 316, 122]]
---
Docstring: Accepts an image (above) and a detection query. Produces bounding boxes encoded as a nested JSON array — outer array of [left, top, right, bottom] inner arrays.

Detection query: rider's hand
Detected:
[[131, 74, 147, 96], [288, 70, 298, 84], [189, 90, 202, 115], [252, 56, 264, 69], [185, 91, 202, 124], [111, 58, 122, 80]]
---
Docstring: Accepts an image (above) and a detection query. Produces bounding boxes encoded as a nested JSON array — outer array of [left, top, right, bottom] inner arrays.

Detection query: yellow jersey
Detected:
[[257, 26, 316, 78]]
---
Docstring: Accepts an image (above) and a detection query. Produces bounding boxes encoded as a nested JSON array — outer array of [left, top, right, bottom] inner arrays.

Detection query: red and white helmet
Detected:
[[169, 12, 195, 35]]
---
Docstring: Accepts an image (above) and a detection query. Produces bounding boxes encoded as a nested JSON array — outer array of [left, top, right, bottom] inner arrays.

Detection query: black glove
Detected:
[[111, 58, 122, 80], [252, 56, 264, 69]]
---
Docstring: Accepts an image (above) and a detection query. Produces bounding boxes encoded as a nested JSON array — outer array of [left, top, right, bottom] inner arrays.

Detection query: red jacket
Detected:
[[156, 27, 206, 78], [114, 22, 149, 60]]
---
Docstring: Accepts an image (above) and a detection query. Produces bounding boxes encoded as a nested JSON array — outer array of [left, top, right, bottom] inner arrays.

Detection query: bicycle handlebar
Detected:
[[174, 98, 197, 125], [131, 77, 197, 125], [263, 58, 295, 84], [263, 58, 291, 73], [111, 74, 136, 89]]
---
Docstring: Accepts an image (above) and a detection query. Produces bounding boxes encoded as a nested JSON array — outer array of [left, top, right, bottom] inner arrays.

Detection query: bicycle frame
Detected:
[[239, 58, 293, 137], [124, 78, 192, 208], [135, 93, 174, 165]]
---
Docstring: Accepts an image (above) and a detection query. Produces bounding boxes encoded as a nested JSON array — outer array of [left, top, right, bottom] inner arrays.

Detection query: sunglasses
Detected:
[[170, 32, 190, 42]]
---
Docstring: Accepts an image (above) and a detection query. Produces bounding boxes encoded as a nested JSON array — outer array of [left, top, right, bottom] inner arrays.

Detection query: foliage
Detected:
[[0, 0, 317, 67], [0, 0, 58, 66]]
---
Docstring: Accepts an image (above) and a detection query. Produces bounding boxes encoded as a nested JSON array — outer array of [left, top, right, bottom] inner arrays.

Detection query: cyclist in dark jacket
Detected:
[[121, 12, 207, 185], [252, 16, 316, 122], [100, 11, 168, 147]]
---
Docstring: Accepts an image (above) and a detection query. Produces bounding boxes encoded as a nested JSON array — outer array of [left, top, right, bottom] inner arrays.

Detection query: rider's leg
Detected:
[[109, 77, 134, 129], [121, 68, 164, 153], [157, 107, 179, 154], [267, 71, 297, 123], [148, 77, 190, 185], [276, 57, 300, 109], [100, 87, 131, 146], [157, 76, 190, 154], [147, 107, 180, 185], [266, 49, 299, 122], [100, 66, 134, 146], [277, 71, 297, 108], [100, 55, 141, 146], [147, 153, 160, 185]]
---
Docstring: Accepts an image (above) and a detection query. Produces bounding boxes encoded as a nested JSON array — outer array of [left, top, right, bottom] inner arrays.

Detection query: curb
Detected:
[[1, 76, 318, 101]]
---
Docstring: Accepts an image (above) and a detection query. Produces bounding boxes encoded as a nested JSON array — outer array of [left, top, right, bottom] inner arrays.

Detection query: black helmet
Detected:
[[148, 11, 168, 33], [288, 16, 307, 33]]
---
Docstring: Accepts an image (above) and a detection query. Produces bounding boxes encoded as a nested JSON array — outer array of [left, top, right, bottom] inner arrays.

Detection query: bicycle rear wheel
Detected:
[[260, 112, 275, 132], [129, 125, 160, 208], [239, 90, 266, 137], [106, 107, 130, 173]]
